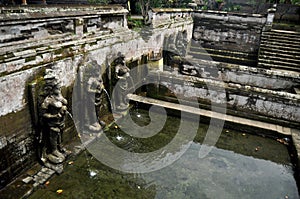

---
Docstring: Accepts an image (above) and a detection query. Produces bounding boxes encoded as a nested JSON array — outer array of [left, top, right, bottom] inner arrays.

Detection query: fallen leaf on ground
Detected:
[[56, 189, 63, 194]]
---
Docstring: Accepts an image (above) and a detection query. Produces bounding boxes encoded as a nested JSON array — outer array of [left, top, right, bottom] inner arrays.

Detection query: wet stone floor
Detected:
[[28, 108, 298, 199]]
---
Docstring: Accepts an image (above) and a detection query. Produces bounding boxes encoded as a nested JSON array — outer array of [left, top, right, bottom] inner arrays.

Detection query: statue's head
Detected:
[[44, 69, 61, 95], [52, 85, 62, 95], [116, 52, 126, 65]]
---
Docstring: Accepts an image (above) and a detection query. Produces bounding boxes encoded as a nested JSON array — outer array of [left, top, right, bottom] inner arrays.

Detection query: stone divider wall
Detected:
[[149, 8, 193, 28], [147, 70, 300, 127], [193, 10, 266, 54]]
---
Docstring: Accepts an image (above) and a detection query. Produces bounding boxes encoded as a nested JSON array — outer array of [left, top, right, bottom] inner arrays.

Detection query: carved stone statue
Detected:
[[41, 70, 68, 164], [86, 75, 106, 131], [114, 53, 131, 111]]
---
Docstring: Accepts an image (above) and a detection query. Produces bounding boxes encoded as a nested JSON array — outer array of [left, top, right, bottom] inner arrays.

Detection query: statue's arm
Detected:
[[61, 97, 68, 105], [41, 98, 60, 118], [43, 112, 60, 119], [87, 77, 99, 93]]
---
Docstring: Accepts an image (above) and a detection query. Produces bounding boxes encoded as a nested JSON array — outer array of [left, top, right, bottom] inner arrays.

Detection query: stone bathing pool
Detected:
[[27, 106, 299, 199]]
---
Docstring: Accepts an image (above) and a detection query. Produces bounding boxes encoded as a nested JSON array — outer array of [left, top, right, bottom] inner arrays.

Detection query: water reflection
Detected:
[[29, 108, 299, 199], [142, 142, 298, 199]]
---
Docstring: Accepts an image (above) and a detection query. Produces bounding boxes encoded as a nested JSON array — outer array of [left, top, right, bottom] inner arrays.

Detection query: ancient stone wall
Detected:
[[149, 8, 193, 29], [147, 70, 300, 128], [149, 9, 300, 131], [180, 59, 299, 90], [193, 10, 266, 54], [0, 6, 193, 188]]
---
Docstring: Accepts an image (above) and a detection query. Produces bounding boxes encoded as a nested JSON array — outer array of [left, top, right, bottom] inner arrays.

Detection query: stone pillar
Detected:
[[123, 14, 128, 28], [74, 18, 84, 37], [264, 4, 277, 31], [148, 58, 164, 71]]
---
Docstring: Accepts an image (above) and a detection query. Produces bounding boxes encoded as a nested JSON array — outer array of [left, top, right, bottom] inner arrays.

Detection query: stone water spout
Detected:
[[86, 76, 105, 132], [79, 62, 114, 133], [113, 53, 135, 112]]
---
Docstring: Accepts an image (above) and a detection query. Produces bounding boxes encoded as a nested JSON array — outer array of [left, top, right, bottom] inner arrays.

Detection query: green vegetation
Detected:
[[127, 16, 144, 30], [131, 0, 192, 23], [86, 0, 298, 16], [292, 0, 300, 4]]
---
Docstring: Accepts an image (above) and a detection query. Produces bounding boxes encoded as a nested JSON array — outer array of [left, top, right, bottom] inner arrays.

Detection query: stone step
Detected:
[[259, 43, 300, 52], [261, 35, 300, 44], [272, 23, 300, 32], [258, 58, 299, 68], [259, 46, 299, 56], [189, 46, 257, 60], [261, 36, 300, 47], [263, 29, 300, 37], [188, 51, 256, 66], [261, 39, 300, 49], [272, 29, 300, 36], [258, 62, 300, 72], [258, 58, 300, 70], [261, 35, 300, 45], [259, 54, 300, 65], [188, 50, 256, 61], [259, 50, 300, 60], [263, 29, 300, 38], [262, 32, 300, 39]]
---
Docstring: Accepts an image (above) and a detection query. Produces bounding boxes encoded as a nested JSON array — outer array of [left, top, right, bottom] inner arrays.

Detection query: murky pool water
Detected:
[[29, 108, 299, 199]]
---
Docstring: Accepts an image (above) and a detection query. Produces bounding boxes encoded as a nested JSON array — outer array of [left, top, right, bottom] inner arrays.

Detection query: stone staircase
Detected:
[[186, 40, 258, 67], [258, 29, 300, 72]]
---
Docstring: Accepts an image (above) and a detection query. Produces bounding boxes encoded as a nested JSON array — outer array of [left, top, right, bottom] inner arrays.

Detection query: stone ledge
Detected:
[[0, 29, 138, 77], [185, 57, 300, 81], [128, 93, 295, 136], [151, 70, 300, 103], [194, 9, 266, 18], [0, 5, 128, 22], [147, 70, 300, 124], [151, 8, 193, 13]]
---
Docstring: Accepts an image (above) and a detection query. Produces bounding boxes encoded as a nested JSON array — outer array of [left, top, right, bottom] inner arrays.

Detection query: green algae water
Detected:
[[29, 108, 299, 199]]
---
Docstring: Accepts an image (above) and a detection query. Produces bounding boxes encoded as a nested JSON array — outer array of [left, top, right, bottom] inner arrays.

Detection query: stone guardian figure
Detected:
[[86, 75, 106, 131], [114, 53, 131, 111], [41, 70, 68, 164]]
